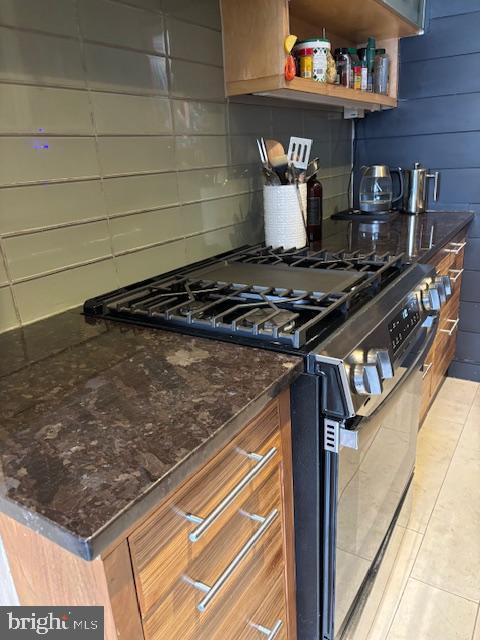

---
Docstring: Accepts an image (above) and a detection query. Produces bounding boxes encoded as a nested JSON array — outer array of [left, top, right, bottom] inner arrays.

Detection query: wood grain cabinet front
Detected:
[[128, 391, 296, 640], [420, 232, 466, 422]]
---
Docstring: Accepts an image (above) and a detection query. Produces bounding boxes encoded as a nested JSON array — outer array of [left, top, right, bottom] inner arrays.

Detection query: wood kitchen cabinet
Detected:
[[220, 0, 423, 114], [0, 390, 296, 640], [420, 231, 467, 422]]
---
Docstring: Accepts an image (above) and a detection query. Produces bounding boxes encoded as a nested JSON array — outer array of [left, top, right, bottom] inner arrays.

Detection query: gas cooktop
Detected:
[[84, 245, 407, 351]]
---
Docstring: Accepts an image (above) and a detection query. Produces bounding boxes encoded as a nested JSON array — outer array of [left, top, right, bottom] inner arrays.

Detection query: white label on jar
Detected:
[[312, 47, 328, 82]]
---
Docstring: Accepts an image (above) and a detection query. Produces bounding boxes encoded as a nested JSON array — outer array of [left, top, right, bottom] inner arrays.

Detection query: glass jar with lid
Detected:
[[294, 37, 331, 83]]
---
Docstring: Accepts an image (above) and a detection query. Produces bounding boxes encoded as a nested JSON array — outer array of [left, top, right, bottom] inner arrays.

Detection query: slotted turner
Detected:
[[287, 136, 313, 170]]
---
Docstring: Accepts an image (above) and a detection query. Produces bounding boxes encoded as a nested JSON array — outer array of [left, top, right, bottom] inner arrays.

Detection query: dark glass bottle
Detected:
[[307, 175, 323, 245]]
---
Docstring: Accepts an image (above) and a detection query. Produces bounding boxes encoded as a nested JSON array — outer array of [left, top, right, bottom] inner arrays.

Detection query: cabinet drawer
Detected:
[[238, 573, 287, 640], [420, 343, 435, 421], [434, 232, 466, 276], [436, 310, 460, 360], [130, 401, 281, 614], [440, 286, 460, 325], [446, 250, 465, 295], [142, 471, 284, 640], [431, 310, 459, 396]]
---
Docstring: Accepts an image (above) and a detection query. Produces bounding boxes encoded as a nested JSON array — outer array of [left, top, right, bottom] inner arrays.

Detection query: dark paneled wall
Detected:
[[356, 0, 480, 381]]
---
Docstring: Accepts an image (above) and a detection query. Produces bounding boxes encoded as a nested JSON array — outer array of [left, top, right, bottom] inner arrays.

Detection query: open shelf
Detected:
[[220, 0, 421, 114], [227, 76, 397, 112]]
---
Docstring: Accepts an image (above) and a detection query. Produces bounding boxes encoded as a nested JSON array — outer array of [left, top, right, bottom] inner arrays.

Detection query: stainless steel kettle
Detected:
[[400, 163, 440, 214]]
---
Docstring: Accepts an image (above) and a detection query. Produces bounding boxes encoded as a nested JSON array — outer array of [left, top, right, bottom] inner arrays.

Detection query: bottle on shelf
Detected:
[[335, 48, 352, 88], [366, 37, 376, 92], [374, 48, 390, 95]]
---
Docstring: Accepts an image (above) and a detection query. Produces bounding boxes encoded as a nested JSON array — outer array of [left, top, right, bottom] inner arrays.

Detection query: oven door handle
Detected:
[[356, 320, 437, 420]]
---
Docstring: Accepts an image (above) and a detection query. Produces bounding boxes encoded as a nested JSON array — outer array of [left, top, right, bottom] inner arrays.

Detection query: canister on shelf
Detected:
[[294, 36, 331, 83]]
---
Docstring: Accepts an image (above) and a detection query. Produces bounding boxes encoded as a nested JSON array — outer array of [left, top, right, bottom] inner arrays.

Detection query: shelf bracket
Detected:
[[343, 107, 365, 119]]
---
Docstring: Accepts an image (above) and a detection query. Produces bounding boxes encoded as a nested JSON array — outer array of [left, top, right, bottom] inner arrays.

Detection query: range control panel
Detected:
[[388, 295, 421, 354]]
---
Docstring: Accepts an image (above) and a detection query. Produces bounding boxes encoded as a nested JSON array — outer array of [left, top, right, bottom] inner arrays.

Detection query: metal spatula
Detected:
[[287, 136, 313, 170]]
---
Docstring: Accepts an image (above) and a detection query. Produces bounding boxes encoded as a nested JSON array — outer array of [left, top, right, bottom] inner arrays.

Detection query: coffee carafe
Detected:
[[400, 163, 440, 214], [359, 165, 403, 214]]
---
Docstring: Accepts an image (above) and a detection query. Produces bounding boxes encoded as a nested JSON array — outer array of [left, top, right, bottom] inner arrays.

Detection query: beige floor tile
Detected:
[[405, 417, 463, 533], [426, 396, 472, 425], [437, 377, 479, 406], [412, 440, 480, 602], [460, 405, 480, 453], [367, 529, 423, 640], [386, 579, 477, 640]]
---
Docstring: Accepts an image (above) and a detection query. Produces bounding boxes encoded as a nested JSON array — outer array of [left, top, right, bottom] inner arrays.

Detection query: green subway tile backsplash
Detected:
[[0, 0, 351, 331]]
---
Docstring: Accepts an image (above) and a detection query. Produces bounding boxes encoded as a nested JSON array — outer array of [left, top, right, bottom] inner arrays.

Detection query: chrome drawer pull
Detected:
[[445, 241, 467, 255], [422, 362, 433, 379], [449, 268, 464, 283], [186, 447, 277, 543], [190, 509, 278, 613], [250, 619, 283, 639], [439, 318, 459, 336]]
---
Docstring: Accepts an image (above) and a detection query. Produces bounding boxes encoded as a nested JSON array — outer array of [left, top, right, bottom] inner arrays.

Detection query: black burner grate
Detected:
[[84, 246, 406, 349]]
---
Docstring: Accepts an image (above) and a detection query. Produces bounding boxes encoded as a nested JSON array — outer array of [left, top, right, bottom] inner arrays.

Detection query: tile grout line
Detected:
[[0, 238, 21, 329], [471, 604, 480, 640], [410, 576, 480, 605], [73, 0, 119, 290], [381, 529, 425, 640]]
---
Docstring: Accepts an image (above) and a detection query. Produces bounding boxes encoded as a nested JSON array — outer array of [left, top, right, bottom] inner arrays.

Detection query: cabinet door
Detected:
[[380, 0, 424, 26], [129, 392, 296, 640]]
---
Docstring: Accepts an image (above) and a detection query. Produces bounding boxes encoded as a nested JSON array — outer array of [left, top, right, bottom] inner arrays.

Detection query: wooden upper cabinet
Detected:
[[220, 0, 423, 113]]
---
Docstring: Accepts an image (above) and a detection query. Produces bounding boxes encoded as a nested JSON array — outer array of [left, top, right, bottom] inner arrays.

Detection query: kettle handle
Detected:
[[390, 167, 404, 204], [427, 171, 440, 202]]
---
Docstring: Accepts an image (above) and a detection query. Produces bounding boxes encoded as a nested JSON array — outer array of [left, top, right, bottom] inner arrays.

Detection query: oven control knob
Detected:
[[437, 275, 452, 299], [367, 348, 394, 379], [421, 284, 441, 312], [434, 278, 447, 306], [352, 364, 383, 396]]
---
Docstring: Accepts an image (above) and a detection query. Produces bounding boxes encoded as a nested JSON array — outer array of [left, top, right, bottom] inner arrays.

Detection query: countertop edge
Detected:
[[0, 360, 302, 561]]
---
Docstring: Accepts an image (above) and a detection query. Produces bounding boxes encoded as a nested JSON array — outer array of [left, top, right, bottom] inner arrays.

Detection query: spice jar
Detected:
[[296, 47, 313, 79], [348, 47, 360, 88], [294, 37, 331, 83]]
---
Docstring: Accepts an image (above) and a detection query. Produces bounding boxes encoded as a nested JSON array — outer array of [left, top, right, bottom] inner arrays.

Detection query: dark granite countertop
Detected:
[[0, 311, 302, 559], [320, 210, 473, 260]]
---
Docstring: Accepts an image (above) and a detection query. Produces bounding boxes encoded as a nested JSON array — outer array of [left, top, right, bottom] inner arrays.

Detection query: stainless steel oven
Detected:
[[291, 262, 441, 640], [325, 317, 436, 639]]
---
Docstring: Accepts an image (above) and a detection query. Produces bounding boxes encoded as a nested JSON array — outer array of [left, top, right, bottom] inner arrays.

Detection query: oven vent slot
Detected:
[[324, 419, 340, 453]]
